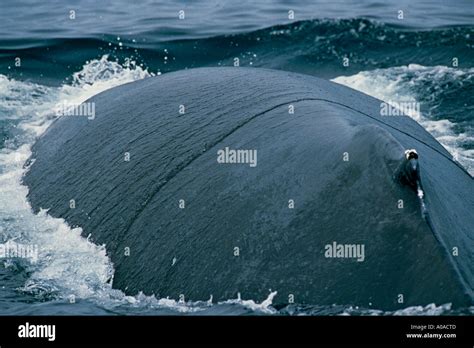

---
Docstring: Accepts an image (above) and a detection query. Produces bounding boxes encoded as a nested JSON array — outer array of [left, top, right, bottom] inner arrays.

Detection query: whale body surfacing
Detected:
[[23, 68, 473, 309]]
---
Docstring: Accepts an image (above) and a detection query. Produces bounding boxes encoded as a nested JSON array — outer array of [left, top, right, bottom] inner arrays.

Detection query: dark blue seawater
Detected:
[[0, 0, 473, 315]]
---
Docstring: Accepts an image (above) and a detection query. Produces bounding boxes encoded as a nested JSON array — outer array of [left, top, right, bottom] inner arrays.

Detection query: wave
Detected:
[[1, 18, 473, 81]]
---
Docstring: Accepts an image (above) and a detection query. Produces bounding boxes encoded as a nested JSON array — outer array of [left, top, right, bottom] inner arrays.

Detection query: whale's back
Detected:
[[23, 68, 473, 308]]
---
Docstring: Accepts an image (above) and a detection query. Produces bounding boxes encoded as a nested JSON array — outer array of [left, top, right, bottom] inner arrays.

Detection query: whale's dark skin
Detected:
[[23, 68, 473, 309]]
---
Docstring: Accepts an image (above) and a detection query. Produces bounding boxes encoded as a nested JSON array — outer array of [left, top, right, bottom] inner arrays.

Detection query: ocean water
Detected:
[[0, 0, 473, 315]]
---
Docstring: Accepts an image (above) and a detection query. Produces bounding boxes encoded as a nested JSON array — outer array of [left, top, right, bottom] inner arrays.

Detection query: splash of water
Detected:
[[0, 56, 153, 301]]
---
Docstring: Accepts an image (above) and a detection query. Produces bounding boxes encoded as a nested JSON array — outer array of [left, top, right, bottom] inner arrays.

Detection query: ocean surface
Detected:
[[0, 0, 473, 315]]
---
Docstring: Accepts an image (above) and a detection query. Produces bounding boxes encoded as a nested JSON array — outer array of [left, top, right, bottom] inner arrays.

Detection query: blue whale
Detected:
[[23, 68, 473, 309]]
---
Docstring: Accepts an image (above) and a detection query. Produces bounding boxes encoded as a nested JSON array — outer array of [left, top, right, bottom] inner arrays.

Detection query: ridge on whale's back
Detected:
[[23, 67, 473, 309]]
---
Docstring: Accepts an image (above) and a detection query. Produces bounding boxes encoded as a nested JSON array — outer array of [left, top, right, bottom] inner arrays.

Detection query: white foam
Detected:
[[220, 291, 278, 314], [392, 303, 452, 316], [339, 303, 455, 316], [332, 65, 474, 175], [0, 56, 154, 302]]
